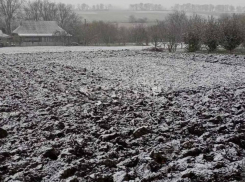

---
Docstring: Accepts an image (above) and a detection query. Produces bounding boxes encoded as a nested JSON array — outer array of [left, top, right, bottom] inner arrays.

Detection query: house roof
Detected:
[[13, 21, 71, 37], [0, 30, 10, 38]]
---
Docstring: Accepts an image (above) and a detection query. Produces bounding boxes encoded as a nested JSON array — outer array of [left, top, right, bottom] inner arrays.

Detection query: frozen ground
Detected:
[[0, 49, 244, 182], [0, 46, 149, 54], [50, 50, 245, 92]]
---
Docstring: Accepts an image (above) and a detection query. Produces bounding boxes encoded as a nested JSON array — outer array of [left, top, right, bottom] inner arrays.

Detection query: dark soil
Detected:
[[0, 50, 245, 182]]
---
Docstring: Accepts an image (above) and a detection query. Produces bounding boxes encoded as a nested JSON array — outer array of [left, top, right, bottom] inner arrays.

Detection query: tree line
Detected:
[[1, 0, 245, 53], [172, 4, 245, 13], [129, 3, 165, 11], [162, 12, 245, 53], [74, 11, 245, 53], [0, 0, 81, 35], [76, 3, 113, 11], [74, 21, 150, 46]]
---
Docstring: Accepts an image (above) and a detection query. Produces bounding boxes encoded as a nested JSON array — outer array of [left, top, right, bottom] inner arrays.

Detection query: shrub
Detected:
[[203, 16, 220, 52], [185, 32, 201, 52], [184, 14, 204, 52], [219, 14, 243, 52]]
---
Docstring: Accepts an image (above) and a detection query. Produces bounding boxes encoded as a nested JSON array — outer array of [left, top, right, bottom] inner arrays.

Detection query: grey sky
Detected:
[[53, 0, 245, 8]]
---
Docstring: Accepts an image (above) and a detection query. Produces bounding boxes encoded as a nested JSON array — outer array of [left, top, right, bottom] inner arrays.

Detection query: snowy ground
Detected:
[[50, 50, 245, 92], [0, 49, 244, 182], [0, 46, 149, 54]]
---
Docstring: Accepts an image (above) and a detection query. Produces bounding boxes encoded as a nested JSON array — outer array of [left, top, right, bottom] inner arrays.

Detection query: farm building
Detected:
[[0, 30, 11, 46], [12, 21, 71, 46]]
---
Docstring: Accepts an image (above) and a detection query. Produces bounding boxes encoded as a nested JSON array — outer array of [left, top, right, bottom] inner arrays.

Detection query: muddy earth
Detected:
[[0, 50, 245, 182]]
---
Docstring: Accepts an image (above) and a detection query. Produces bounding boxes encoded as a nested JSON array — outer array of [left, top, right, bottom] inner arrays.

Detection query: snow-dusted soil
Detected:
[[50, 50, 245, 92], [0, 50, 245, 182], [0, 46, 148, 55]]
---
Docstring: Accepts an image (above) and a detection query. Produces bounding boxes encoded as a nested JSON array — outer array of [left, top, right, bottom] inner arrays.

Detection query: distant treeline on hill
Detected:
[[76, 3, 113, 11], [2, 0, 245, 54], [129, 3, 166, 11], [172, 4, 245, 13]]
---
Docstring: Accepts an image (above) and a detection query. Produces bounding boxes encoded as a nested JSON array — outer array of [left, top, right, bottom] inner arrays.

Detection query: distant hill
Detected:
[[75, 10, 230, 25]]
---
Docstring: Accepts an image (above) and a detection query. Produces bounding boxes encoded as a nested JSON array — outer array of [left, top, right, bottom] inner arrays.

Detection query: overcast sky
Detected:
[[53, 0, 245, 8]]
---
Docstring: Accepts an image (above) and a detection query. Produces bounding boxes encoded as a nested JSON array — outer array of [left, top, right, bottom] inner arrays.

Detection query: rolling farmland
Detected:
[[0, 47, 245, 181]]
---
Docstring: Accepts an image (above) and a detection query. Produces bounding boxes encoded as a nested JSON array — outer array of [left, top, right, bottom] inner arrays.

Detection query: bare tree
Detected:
[[238, 14, 245, 48], [0, 18, 5, 31], [57, 3, 73, 28], [40, 0, 57, 21], [24, 0, 42, 21], [131, 24, 148, 45], [117, 27, 128, 46], [148, 24, 162, 49], [165, 11, 187, 52], [64, 13, 81, 41], [0, 0, 23, 34]]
